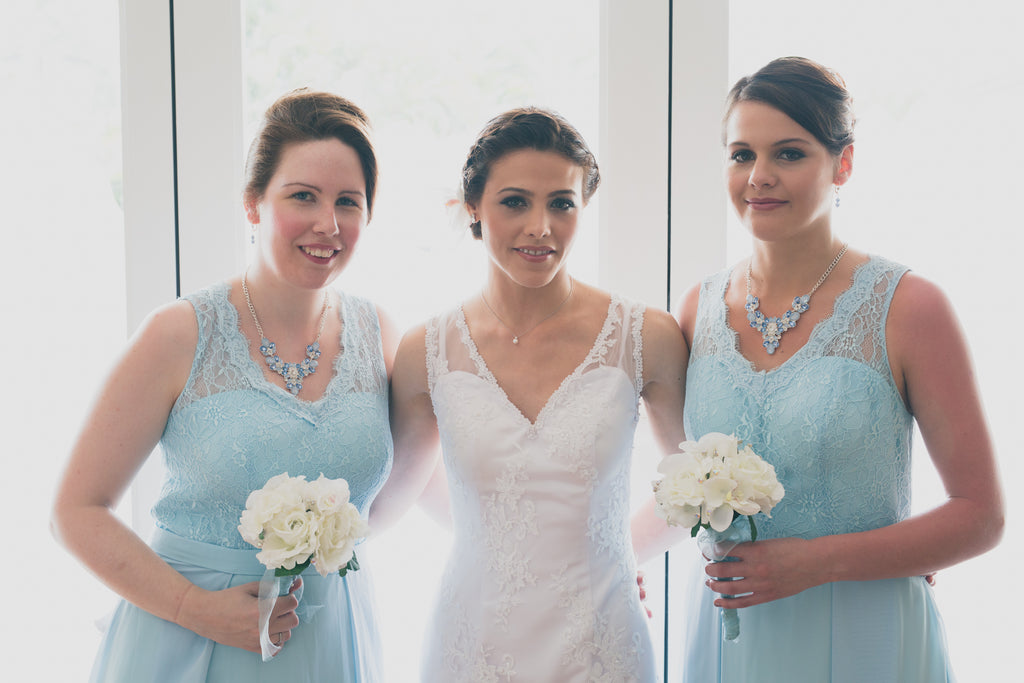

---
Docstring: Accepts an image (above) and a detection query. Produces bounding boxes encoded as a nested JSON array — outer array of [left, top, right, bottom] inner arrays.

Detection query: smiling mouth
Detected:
[[301, 246, 339, 258], [515, 247, 554, 256]]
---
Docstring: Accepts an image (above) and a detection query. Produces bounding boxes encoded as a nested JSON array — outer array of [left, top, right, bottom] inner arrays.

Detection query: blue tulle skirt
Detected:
[[90, 528, 383, 682]]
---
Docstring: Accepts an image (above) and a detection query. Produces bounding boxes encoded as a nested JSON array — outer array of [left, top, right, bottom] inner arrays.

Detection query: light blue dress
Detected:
[[681, 256, 954, 683], [90, 282, 392, 683]]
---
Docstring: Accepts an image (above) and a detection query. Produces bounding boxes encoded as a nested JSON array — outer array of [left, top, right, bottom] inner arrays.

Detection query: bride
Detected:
[[372, 107, 688, 682]]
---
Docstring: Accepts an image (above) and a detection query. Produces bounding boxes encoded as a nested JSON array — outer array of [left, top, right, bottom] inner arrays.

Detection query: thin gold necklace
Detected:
[[480, 278, 575, 345]]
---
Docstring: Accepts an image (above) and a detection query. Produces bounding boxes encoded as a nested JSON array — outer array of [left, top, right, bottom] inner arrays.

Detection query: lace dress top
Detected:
[[421, 296, 657, 683], [686, 255, 912, 540], [152, 282, 393, 548]]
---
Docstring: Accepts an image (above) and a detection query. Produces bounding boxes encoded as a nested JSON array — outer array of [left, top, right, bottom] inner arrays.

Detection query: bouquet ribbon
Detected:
[[257, 569, 304, 661], [697, 516, 753, 641]]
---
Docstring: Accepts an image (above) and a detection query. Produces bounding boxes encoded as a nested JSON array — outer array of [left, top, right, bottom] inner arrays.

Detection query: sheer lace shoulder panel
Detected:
[[816, 256, 908, 390], [173, 283, 254, 414], [689, 269, 734, 362], [333, 292, 388, 396]]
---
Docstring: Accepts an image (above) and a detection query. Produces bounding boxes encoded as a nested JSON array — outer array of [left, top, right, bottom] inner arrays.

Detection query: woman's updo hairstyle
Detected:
[[462, 107, 600, 239], [244, 88, 378, 218], [724, 56, 855, 156]]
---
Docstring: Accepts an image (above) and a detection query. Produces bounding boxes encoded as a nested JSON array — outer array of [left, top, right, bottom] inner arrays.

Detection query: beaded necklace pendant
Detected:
[[744, 294, 809, 354], [258, 339, 322, 395]]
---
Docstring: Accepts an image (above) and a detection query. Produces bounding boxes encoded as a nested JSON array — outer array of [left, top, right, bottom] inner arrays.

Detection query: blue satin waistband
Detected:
[[150, 527, 265, 576]]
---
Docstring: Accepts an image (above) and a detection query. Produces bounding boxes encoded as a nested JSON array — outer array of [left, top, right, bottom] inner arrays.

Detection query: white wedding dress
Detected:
[[421, 297, 657, 683]]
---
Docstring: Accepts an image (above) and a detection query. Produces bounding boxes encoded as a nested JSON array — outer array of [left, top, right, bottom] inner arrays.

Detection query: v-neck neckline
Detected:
[[225, 283, 346, 407], [453, 296, 620, 430], [720, 258, 868, 376]]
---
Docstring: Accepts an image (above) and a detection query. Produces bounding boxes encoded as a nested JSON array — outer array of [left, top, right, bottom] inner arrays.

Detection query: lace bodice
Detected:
[[421, 296, 656, 683], [152, 282, 392, 548], [685, 255, 913, 540]]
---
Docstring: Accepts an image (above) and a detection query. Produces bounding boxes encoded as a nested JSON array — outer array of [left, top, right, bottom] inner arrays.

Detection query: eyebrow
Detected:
[[497, 187, 579, 197], [728, 137, 813, 148], [282, 182, 365, 196]]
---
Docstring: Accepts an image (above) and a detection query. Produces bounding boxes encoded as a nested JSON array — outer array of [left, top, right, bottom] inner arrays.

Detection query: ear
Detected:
[[244, 198, 260, 225], [465, 202, 478, 223], [834, 144, 854, 186]]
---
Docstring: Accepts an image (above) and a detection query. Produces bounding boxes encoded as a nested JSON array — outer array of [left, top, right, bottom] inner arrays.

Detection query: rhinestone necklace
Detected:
[[241, 271, 330, 395], [481, 278, 575, 345], [744, 244, 848, 355]]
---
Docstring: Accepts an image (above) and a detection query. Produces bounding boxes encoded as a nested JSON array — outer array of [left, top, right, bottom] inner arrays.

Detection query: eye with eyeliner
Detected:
[[778, 148, 806, 161], [729, 148, 755, 164], [499, 195, 529, 210]]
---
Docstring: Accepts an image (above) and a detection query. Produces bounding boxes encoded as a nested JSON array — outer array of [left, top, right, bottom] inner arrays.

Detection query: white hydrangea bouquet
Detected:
[[239, 473, 368, 659], [652, 432, 784, 640]]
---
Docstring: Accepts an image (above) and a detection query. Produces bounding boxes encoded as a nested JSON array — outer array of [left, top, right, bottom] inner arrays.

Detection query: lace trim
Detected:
[[452, 296, 625, 433], [175, 283, 385, 418], [694, 256, 906, 385], [630, 304, 645, 402], [425, 315, 445, 391]]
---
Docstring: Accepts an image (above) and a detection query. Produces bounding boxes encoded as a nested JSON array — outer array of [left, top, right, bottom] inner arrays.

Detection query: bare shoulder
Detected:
[[373, 303, 400, 373], [640, 304, 689, 386], [673, 281, 703, 344], [134, 299, 199, 360], [887, 271, 960, 348], [391, 322, 430, 396], [642, 305, 687, 347]]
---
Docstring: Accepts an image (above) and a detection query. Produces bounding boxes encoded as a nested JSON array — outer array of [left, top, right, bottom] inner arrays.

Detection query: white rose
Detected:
[[238, 473, 308, 547], [307, 474, 352, 516], [257, 507, 318, 570], [313, 504, 368, 575], [654, 452, 714, 529], [729, 446, 784, 516]]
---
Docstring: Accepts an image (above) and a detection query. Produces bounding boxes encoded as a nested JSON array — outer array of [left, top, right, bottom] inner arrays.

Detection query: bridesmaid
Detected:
[[52, 89, 394, 682], [675, 57, 1004, 682]]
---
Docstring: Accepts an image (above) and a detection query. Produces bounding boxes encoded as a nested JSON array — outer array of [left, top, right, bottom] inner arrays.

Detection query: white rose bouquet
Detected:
[[652, 432, 784, 640], [238, 472, 368, 659]]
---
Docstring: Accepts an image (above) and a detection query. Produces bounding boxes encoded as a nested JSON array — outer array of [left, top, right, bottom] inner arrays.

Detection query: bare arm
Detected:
[[369, 325, 442, 533], [705, 274, 1004, 607], [632, 306, 691, 564], [50, 301, 298, 652]]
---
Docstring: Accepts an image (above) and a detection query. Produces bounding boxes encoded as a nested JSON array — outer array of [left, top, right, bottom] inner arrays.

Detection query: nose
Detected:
[[313, 204, 341, 235], [524, 208, 552, 239], [748, 158, 776, 188]]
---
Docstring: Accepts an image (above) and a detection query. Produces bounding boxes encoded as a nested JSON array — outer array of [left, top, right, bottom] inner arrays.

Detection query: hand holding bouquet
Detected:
[[652, 432, 784, 640], [239, 473, 368, 659]]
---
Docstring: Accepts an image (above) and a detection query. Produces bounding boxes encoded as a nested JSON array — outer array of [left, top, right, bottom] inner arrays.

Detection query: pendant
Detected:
[[259, 338, 322, 395], [744, 294, 809, 355], [512, 336, 519, 345]]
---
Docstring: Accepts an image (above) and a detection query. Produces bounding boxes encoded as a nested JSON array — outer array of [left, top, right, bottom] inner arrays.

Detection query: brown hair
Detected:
[[462, 107, 600, 238], [724, 57, 855, 156], [244, 89, 378, 218]]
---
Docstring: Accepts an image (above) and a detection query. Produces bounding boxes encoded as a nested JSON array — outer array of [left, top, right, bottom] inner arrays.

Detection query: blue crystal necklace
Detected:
[[744, 243, 848, 355], [242, 271, 330, 395]]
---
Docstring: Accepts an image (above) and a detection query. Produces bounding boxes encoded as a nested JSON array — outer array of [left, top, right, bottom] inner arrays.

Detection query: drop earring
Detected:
[[834, 186, 841, 208], [250, 226, 257, 244]]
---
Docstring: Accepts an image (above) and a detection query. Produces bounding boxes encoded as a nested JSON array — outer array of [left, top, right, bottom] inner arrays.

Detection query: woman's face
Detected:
[[247, 138, 368, 290], [724, 100, 851, 243], [468, 148, 585, 289]]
